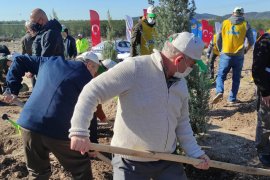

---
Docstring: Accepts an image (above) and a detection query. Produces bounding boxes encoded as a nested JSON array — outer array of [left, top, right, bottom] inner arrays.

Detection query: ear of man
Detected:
[[173, 54, 184, 65]]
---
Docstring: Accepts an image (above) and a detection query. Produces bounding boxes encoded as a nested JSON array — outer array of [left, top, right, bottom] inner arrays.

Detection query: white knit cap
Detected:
[[170, 32, 204, 60]]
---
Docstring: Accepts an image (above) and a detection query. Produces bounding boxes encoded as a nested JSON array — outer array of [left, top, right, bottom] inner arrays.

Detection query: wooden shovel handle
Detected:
[[91, 143, 270, 177]]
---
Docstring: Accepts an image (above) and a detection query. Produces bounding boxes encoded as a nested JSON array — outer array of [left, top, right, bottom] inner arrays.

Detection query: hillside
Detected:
[[195, 11, 270, 20]]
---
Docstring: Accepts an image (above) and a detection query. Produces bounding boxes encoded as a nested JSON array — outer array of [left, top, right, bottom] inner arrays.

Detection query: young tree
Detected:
[[102, 10, 117, 61], [50, 9, 59, 20], [155, 0, 210, 134]]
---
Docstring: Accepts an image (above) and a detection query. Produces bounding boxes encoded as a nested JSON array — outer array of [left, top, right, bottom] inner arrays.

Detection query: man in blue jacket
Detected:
[[3, 52, 101, 179]]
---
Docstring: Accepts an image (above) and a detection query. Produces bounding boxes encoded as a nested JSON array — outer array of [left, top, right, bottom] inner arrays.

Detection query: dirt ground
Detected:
[[0, 42, 269, 179]]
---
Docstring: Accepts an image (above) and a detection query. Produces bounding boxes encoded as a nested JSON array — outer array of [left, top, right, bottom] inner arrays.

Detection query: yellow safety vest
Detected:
[[213, 34, 220, 55], [76, 38, 89, 54], [140, 21, 157, 55], [222, 19, 247, 54]]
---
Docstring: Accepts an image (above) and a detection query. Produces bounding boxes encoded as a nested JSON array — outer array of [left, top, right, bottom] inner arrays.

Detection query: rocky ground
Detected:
[[0, 41, 269, 179]]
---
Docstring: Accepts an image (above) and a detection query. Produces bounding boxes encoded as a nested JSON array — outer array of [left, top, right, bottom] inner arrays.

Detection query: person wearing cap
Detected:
[[61, 26, 77, 59], [212, 7, 254, 104], [21, 21, 37, 88], [206, 33, 220, 80], [29, 8, 64, 57], [2, 52, 105, 179], [130, 5, 158, 57], [21, 21, 35, 56], [76, 33, 89, 55], [252, 33, 270, 167], [69, 32, 210, 179]]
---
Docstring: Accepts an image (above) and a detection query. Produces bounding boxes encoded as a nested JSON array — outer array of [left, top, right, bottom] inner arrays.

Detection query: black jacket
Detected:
[[21, 33, 35, 55], [252, 33, 270, 97], [32, 19, 64, 57], [63, 35, 77, 58]]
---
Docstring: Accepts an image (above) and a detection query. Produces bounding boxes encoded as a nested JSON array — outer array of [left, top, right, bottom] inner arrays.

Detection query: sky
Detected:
[[0, 0, 268, 21]]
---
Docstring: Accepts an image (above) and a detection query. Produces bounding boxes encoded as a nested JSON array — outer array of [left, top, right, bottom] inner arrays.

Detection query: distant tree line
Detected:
[[1, 18, 270, 40], [208, 19, 270, 33], [0, 19, 128, 40]]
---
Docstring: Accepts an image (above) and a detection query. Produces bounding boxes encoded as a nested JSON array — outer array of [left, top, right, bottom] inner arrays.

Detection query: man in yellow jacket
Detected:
[[76, 33, 89, 55], [130, 6, 157, 57], [212, 7, 254, 104]]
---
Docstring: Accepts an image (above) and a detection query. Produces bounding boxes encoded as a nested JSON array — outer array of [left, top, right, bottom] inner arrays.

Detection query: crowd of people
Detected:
[[0, 5, 269, 180]]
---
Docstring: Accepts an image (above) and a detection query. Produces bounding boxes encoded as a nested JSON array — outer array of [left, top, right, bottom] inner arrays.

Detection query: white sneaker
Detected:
[[212, 93, 223, 104]]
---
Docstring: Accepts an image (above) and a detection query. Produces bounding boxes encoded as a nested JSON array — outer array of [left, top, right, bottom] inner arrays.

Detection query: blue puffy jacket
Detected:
[[6, 55, 93, 140]]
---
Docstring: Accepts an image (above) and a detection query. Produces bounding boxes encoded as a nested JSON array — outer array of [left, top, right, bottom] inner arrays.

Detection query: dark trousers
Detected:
[[90, 114, 98, 143], [21, 129, 92, 180], [112, 155, 187, 180], [256, 93, 270, 155]]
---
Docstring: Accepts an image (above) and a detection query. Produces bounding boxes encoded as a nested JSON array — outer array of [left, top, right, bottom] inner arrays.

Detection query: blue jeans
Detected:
[[112, 155, 187, 180], [216, 54, 244, 102]]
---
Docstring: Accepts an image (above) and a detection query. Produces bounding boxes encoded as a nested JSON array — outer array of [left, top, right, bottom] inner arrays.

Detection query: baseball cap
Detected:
[[233, 7, 244, 15], [78, 33, 82, 37], [76, 52, 100, 65], [169, 32, 207, 72]]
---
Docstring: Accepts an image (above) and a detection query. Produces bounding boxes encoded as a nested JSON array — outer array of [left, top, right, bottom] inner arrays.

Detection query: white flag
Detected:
[[215, 22, 221, 34], [125, 15, 133, 42]]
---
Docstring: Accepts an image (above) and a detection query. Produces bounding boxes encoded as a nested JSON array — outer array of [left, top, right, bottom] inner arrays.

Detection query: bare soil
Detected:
[[0, 42, 269, 179]]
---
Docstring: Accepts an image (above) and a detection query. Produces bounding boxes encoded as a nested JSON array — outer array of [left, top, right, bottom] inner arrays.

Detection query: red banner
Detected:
[[143, 9, 147, 17], [201, 19, 210, 46], [208, 25, 214, 43], [90, 10, 101, 47]]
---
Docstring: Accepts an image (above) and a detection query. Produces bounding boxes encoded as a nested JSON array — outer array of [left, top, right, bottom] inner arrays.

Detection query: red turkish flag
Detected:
[[208, 25, 214, 45], [90, 10, 101, 47], [201, 19, 210, 46]]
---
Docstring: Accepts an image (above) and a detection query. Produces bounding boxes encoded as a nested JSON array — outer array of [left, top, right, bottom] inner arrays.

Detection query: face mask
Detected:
[[30, 22, 43, 33], [173, 67, 193, 78], [147, 17, 155, 25], [173, 56, 193, 78]]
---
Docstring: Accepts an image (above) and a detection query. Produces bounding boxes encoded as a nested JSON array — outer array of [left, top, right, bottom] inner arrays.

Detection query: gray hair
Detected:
[[161, 41, 182, 59]]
